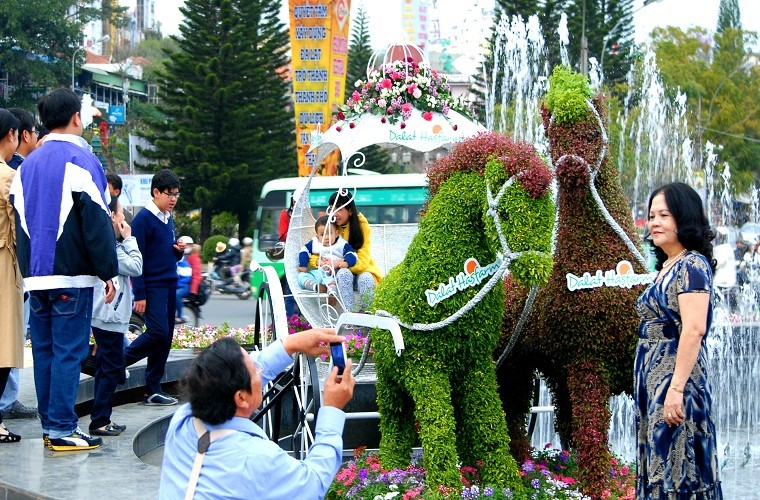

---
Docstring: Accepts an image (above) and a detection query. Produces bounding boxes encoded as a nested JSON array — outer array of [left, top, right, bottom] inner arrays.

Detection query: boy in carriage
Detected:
[[297, 215, 357, 295]]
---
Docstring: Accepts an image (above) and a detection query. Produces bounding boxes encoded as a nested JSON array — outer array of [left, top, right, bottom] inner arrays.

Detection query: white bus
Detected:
[[250, 173, 428, 297]]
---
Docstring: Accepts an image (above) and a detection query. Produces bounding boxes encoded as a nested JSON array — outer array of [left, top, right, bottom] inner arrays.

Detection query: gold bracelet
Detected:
[[669, 386, 683, 393]]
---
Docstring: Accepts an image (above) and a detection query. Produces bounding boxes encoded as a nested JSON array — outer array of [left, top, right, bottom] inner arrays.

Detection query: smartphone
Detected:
[[330, 342, 347, 378]]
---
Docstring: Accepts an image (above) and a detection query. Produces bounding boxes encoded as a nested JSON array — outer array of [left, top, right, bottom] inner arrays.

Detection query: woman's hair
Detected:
[[183, 337, 251, 425], [0, 108, 20, 144], [647, 182, 716, 271], [328, 190, 364, 250]]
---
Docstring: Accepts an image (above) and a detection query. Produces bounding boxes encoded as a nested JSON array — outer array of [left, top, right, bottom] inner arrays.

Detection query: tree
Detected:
[[345, 5, 392, 174], [652, 26, 760, 190], [0, 0, 126, 105], [138, 0, 294, 240]]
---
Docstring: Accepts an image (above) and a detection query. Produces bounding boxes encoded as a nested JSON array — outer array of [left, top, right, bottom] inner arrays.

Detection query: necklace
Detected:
[[662, 249, 687, 269]]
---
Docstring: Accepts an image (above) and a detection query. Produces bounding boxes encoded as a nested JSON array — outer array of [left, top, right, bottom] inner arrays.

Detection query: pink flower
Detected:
[[381, 78, 393, 89], [422, 111, 433, 121], [349, 122, 355, 129], [412, 88, 422, 99], [352, 90, 361, 102], [380, 117, 387, 123], [387, 108, 394, 115], [407, 83, 417, 94], [400, 122, 406, 129], [377, 98, 387, 108], [337, 111, 345, 120], [620, 465, 630, 476], [336, 126, 342, 132], [402, 103, 413, 114], [452, 124, 458, 131]]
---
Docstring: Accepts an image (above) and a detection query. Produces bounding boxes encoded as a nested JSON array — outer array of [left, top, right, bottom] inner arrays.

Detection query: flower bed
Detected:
[[171, 322, 257, 350], [326, 447, 634, 499]]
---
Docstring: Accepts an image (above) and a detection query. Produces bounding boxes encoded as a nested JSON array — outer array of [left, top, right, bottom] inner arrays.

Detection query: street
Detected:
[[197, 291, 259, 328]]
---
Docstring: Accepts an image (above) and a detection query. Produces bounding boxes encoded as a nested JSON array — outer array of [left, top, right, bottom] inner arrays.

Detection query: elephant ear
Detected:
[[483, 155, 555, 289]]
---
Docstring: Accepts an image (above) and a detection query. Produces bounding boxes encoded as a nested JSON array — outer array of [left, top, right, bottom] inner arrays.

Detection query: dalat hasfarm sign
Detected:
[[426, 257, 502, 307], [566, 260, 655, 292]]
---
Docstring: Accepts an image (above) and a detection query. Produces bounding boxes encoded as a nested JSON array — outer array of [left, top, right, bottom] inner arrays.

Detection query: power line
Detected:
[[704, 127, 760, 144]]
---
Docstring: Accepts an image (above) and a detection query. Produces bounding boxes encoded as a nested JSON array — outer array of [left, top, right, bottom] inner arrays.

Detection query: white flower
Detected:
[[377, 98, 387, 108], [384, 493, 400, 499], [380, 88, 390, 98], [389, 484, 398, 491], [412, 88, 422, 99], [353, 104, 361, 113], [355, 80, 363, 88]]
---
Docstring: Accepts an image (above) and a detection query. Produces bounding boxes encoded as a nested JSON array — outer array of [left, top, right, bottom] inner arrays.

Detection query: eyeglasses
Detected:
[[163, 191, 180, 200], [31, 129, 39, 136]]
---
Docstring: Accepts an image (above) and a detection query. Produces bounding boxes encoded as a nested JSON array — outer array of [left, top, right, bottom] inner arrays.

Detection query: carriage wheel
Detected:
[[291, 353, 321, 460]]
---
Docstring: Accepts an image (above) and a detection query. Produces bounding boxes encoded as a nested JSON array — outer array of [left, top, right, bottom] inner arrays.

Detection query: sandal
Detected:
[[0, 423, 21, 443]]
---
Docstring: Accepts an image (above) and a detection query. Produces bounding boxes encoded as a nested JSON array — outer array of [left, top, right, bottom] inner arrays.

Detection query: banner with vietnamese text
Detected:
[[289, 0, 351, 176]]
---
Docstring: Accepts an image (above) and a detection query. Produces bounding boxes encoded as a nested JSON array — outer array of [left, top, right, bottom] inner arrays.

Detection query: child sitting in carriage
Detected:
[[297, 215, 357, 295]]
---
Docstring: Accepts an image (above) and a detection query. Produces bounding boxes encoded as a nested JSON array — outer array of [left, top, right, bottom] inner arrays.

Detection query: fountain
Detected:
[[488, 12, 760, 496]]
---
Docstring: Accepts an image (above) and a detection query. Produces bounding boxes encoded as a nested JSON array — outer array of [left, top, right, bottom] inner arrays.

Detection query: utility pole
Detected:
[[580, 0, 588, 76]]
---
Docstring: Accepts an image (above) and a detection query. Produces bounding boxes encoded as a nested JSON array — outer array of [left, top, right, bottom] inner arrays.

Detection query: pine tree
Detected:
[[715, 0, 744, 61], [138, 0, 293, 239], [345, 5, 393, 174]]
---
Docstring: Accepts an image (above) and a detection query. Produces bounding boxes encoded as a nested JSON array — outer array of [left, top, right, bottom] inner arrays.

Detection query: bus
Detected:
[[250, 173, 428, 298]]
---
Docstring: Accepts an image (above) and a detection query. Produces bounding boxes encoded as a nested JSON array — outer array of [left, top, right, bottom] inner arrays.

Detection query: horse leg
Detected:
[[496, 354, 537, 463], [376, 362, 417, 470], [456, 357, 524, 490], [406, 365, 461, 487], [567, 360, 613, 496]]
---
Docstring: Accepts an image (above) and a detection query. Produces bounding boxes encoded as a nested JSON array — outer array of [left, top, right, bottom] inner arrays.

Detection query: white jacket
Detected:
[[91, 236, 143, 332]]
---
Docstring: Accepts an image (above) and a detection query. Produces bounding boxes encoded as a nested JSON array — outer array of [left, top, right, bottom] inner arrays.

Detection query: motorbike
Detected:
[[205, 264, 252, 300]]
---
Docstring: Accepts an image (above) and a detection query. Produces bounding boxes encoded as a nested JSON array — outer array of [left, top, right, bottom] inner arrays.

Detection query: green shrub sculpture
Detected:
[[497, 66, 645, 496], [371, 131, 554, 492]]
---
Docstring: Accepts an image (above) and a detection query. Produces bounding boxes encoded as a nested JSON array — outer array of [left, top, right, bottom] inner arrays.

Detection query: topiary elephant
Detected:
[[371, 132, 555, 492], [497, 67, 647, 496]]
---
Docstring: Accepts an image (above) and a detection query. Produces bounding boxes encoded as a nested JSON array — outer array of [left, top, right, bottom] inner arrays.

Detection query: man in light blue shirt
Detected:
[[159, 329, 355, 499]]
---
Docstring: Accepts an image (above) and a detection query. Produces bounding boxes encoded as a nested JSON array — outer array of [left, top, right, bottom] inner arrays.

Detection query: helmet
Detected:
[[178, 235, 194, 245], [242, 237, 253, 246], [228, 237, 240, 248]]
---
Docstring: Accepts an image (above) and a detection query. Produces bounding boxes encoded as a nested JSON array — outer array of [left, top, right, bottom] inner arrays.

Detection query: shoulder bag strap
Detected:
[[185, 418, 236, 500]]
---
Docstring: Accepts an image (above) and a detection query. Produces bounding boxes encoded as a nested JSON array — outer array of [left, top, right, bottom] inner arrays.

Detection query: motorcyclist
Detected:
[[213, 242, 236, 280], [240, 237, 253, 270]]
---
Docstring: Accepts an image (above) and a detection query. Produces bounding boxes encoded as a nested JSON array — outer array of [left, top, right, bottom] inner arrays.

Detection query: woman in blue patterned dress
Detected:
[[635, 182, 722, 499]]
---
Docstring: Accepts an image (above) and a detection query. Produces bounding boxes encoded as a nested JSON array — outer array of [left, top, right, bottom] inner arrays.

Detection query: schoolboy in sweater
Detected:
[[124, 169, 184, 406]]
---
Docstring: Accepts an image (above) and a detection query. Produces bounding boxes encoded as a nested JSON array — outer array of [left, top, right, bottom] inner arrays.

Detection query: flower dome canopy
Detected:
[[307, 42, 485, 166]]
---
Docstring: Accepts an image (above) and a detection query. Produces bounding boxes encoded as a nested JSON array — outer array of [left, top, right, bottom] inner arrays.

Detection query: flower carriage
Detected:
[[249, 45, 486, 458]]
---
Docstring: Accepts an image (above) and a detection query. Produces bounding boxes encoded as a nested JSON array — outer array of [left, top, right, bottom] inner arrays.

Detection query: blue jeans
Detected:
[[124, 287, 175, 395], [29, 288, 93, 438], [90, 326, 125, 430], [175, 284, 190, 318]]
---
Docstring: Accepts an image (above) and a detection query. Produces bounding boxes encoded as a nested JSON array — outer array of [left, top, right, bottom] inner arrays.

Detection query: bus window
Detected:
[[257, 207, 281, 251]]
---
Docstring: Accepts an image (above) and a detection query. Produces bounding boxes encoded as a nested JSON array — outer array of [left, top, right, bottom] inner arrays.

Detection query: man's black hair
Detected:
[[7, 108, 34, 138], [106, 173, 123, 192], [0, 109, 20, 141], [36, 124, 49, 141], [108, 196, 119, 214], [150, 168, 180, 197], [37, 88, 81, 131], [184, 337, 252, 425]]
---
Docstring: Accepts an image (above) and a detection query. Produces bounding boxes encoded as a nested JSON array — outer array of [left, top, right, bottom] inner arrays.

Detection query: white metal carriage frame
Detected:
[[250, 44, 486, 458]]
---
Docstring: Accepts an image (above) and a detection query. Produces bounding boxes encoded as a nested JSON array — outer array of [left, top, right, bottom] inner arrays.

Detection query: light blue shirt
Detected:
[[158, 340, 346, 499]]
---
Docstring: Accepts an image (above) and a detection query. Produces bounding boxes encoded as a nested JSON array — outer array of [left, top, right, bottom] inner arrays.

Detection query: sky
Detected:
[[154, 0, 760, 50]]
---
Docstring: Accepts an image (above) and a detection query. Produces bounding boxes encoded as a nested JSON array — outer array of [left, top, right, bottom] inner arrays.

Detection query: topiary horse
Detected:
[[497, 67, 648, 496], [371, 132, 555, 491]]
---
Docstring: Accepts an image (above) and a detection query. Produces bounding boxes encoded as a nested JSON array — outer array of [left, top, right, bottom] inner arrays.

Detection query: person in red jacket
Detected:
[[186, 243, 203, 296]]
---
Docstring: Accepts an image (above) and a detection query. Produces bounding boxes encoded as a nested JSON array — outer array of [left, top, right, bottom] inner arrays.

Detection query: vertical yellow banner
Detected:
[[289, 0, 351, 177]]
